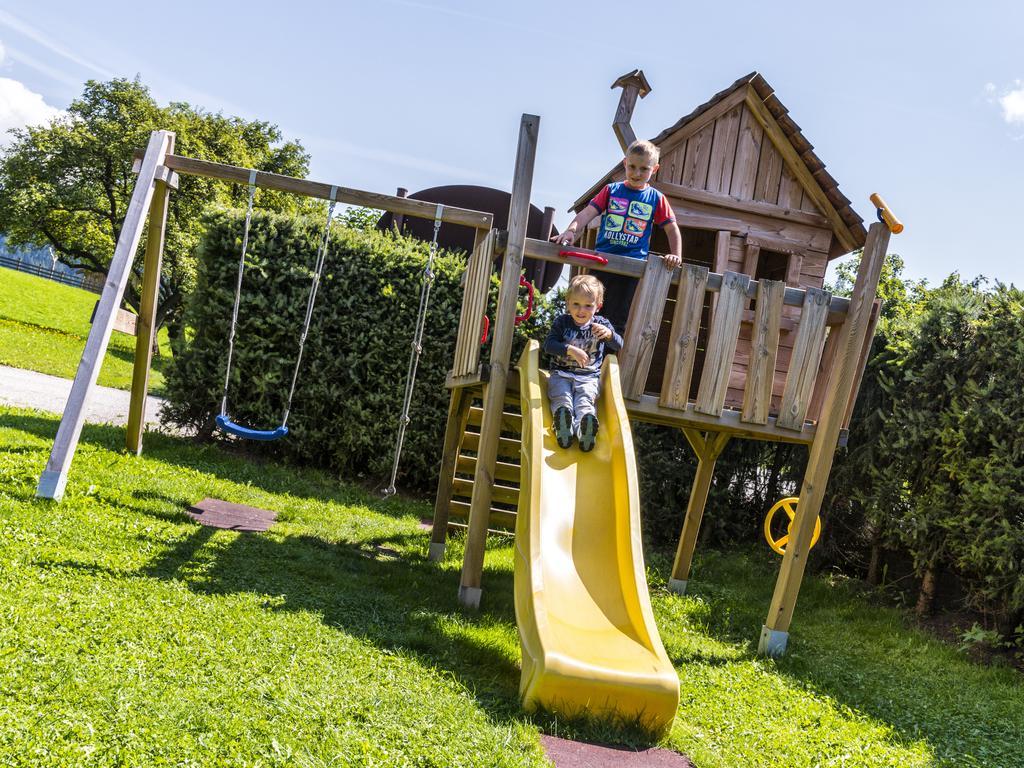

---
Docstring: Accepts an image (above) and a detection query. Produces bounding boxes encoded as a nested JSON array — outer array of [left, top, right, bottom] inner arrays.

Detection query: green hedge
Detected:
[[163, 210, 551, 493]]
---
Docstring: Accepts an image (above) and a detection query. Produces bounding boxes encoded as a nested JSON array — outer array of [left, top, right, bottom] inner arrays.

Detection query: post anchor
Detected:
[[758, 625, 789, 657]]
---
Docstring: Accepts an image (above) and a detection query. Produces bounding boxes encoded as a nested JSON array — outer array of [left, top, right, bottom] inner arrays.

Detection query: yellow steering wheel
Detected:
[[763, 497, 821, 555]]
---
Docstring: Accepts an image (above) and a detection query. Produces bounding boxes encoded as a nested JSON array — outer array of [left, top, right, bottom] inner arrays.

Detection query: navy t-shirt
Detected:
[[543, 314, 623, 376]]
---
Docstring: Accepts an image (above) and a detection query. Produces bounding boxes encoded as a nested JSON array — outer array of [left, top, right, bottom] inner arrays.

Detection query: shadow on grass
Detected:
[[135, 522, 526, 721], [1, 412, 413, 518], [659, 547, 1023, 766]]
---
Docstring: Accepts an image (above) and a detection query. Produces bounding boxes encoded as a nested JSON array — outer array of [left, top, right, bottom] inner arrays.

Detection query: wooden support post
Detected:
[[429, 388, 471, 560], [36, 130, 174, 501], [758, 222, 890, 656], [126, 135, 175, 455], [458, 114, 539, 608], [668, 429, 730, 593]]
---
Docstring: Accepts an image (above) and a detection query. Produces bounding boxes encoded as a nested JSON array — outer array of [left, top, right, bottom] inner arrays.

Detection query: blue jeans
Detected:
[[548, 371, 601, 433]]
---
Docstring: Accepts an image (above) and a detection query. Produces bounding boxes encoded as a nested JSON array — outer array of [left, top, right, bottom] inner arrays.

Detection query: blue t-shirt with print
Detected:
[[589, 181, 674, 260]]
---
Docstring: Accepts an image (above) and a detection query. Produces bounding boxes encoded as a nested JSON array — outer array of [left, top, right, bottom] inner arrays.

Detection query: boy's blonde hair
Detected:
[[627, 139, 660, 164], [567, 274, 604, 305]]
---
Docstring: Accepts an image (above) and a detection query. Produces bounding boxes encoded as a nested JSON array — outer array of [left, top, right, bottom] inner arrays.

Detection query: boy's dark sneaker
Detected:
[[553, 407, 574, 449], [578, 413, 599, 452]]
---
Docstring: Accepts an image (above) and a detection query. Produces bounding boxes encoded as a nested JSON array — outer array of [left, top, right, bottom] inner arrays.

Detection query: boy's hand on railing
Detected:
[[662, 253, 681, 269], [566, 345, 589, 367], [552, 229, 576, 246]]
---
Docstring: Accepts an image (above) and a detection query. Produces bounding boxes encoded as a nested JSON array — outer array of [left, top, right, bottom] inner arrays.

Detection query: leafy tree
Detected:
[[0, 77, 313, 350]]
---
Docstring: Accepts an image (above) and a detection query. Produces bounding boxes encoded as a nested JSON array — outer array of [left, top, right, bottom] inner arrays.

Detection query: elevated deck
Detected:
[[447, 234, 876, 448]]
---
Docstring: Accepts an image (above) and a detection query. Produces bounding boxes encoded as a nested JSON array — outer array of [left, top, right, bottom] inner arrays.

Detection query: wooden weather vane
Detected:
[[610, 69, 653, 152]]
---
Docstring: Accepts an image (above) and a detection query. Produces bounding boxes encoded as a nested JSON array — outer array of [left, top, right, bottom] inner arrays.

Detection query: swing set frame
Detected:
[[34, 128, 493, 502]]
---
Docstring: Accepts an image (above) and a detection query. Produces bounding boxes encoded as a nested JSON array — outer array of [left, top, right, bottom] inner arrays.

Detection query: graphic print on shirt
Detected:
[[624, 217, 647, 236], [590, 182, 675, 259], [556, 324, 600, 371], [602, 192, 653, 248], [627, 200, 653, 219], [608, 196, 629, 215], [604, 214, 624, 232]]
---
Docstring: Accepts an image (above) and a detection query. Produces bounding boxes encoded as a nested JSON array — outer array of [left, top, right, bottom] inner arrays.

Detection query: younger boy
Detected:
[[543, 274, 623, 452], [552, 139, 682, 333]]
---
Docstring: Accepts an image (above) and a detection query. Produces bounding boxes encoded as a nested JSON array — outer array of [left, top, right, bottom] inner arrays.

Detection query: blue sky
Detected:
[[1, 0, 1022, 287]]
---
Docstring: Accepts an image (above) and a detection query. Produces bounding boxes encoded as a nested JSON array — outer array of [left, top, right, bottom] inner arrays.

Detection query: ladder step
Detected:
[[452, 477, 520, 506], [466, 406, 522, 434], [457, 455, 520, 484], [460, 431, 521, 460], [448, 500, 516, 530]]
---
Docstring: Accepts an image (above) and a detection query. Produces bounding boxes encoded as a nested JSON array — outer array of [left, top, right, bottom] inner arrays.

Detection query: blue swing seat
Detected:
[[216, 414, 289, 441]]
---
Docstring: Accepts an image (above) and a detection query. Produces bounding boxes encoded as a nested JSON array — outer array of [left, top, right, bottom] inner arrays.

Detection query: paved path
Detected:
[[0, 364, 166, 427]]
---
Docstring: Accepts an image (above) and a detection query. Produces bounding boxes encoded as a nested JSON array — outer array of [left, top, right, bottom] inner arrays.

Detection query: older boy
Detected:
[[552, 139, 682, 332], [544, 274, 623, 452]]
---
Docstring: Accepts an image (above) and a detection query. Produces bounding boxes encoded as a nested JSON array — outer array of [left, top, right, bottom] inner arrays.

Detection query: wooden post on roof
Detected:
[[758, 221, 889, 657], [126, 133, 177, 455], [36, 130, 174, 501], [668, 429, 731, 593], [393, 187, 408, 233], [610, 69, 652, 153], [458, 114, 539, 608]]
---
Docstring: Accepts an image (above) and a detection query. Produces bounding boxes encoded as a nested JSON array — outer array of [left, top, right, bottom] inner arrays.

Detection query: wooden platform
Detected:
[[186, 497, 277, 532]]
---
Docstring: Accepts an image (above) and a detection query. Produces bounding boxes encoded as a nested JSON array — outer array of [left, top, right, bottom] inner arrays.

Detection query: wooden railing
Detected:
[[445, 232, 876, 445], [450, 229, 497, 383], [529, 239, 871, 442]]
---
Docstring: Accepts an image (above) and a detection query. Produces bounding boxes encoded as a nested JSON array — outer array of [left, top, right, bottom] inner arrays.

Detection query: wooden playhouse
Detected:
[[431, 71, 893, 655]]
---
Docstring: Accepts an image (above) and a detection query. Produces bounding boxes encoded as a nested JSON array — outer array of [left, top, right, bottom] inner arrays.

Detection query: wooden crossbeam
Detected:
[[159, 154, 494, 230]]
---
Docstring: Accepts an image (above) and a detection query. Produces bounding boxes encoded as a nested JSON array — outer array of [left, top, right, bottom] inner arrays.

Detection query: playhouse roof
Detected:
[[572, 72, 867, 256]]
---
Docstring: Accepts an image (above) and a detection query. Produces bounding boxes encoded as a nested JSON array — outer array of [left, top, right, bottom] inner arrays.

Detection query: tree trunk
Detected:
[[915, 565, 939, 617], [866, 529, 883, 585]]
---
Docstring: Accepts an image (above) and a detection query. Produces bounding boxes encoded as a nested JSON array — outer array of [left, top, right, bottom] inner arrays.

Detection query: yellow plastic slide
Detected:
[[514, 340, 679, 733]]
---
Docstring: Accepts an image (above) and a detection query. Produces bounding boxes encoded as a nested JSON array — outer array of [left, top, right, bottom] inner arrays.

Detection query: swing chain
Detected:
[[282, 185, 338, 426], [384, 203, 444, 497]]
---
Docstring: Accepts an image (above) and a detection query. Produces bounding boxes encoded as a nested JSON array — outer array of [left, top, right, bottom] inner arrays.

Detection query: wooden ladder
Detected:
[[434, 377, 523, 535]]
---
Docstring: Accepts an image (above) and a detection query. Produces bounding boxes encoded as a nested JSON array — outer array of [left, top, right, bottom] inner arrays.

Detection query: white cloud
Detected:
[[0, 40, 6, 65], [988, 80, 1024, 125], [0, 77, 63, 146], [999, 85, 1024, 124]]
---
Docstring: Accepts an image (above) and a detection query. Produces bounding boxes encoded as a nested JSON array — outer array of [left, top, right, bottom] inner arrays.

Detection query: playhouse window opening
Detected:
[[755, 249, 789, 283]]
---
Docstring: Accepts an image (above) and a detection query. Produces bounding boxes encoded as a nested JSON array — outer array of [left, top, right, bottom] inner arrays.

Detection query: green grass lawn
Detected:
[[1, 406, 1021, 767], [0, 267, 171, 395]]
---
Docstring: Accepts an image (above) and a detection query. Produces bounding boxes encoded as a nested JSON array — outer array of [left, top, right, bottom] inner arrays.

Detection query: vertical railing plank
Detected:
[[452, 229, 494, 378], [659, 264, 709, 409], [741, 279, 785, 425], [618, 255, 674, 400], [694, 271, 750, 416], [777, 287, 831, 430]]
